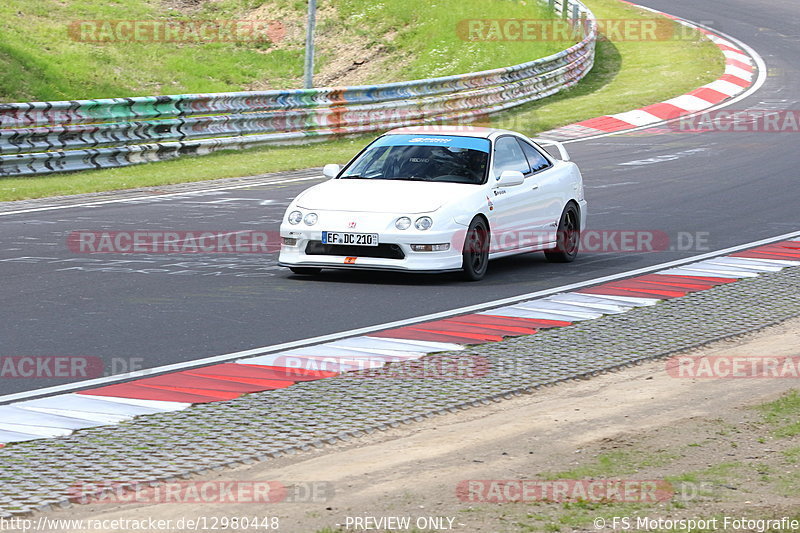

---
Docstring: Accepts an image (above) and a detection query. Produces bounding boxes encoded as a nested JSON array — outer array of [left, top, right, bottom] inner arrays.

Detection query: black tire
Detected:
[[461, 217, 490, 281], [545, 203, 580, 263], [289, 266, 322, 275]]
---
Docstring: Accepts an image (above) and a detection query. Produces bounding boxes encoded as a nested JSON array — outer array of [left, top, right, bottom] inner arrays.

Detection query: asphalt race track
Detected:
[[1, 0, 798, 396]]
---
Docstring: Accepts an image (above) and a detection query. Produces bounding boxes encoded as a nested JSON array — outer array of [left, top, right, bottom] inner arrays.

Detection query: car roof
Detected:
[[384, 125, 521, 139]]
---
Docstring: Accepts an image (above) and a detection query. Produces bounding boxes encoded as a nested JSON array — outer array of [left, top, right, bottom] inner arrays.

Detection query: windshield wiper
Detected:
[[339, 174, 370, 179]]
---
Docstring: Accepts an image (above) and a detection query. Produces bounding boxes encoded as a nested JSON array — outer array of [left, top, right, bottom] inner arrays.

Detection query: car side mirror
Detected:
[[496, 170, 524, 187], [323, 164, 340, 179]]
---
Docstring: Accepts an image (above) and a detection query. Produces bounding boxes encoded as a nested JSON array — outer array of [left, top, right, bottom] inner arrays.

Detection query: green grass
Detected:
[[333, 0, 569, 81], [783, 446, 800, 464], [541, 448, 679, 479], [757, 390, 800, 437], [519, 501, 651, 531], [756, 391, 800, 495], [0, 0, 564, 102], [775, 467, 800, 497], [0, 0, 725, 201], [0, 0, 303, 101], [667, 462, 743, 488]]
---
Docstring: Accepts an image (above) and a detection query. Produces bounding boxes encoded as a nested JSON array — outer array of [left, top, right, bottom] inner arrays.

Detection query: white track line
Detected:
[[0, 175, 321, 217], [2, 229, 799, 405]]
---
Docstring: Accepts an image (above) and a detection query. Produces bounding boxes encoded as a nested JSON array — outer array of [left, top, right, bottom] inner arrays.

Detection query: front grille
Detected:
[[305, 241, 406, 260]]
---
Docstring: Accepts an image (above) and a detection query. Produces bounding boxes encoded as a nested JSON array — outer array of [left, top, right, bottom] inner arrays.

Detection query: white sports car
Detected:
[[279, 126, 587, 281]]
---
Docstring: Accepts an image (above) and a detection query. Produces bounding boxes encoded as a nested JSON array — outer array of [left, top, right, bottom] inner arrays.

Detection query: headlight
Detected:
[[288, 211, 303, 225], [395, 217, 412, 230], [415, 216, 433, 231], [304, 213, 318, 226]]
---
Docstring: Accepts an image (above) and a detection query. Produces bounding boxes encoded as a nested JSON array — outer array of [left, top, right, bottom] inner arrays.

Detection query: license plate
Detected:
[[322, 231, 379, 246]]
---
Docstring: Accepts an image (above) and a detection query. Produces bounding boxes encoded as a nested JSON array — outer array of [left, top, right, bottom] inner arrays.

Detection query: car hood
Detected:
[[295, 179, 479, 214]]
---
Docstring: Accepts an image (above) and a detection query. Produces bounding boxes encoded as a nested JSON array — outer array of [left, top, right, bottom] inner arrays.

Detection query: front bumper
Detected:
[[279, 223, 466, 273]]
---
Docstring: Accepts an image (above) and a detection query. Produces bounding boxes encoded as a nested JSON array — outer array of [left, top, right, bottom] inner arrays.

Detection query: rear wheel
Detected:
[[545, 203, 580, 263], [289, 267, 322, 275], [461, 217, 490, 281]]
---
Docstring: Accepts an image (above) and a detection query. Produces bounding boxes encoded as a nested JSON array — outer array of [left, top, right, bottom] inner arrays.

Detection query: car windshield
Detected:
[[339, 134, 490, 184]]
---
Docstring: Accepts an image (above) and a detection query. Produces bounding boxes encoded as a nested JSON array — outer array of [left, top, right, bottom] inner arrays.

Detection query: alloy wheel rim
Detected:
[[469, 228, 487, 271], [563, 211, 578, 254]]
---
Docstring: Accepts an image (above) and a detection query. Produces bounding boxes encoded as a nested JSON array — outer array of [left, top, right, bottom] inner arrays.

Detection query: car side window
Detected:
[[493, 136, 531, 175], [518, 140, 552, 173]]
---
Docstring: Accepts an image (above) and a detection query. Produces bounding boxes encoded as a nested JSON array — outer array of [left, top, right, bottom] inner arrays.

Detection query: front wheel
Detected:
[[289, 266, 322, 275], [461, 217, 490, 281], [544, 204, 580, 263]]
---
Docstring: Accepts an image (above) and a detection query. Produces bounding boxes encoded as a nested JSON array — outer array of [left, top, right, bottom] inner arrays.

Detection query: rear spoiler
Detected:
[[532, 138, 571, 162]]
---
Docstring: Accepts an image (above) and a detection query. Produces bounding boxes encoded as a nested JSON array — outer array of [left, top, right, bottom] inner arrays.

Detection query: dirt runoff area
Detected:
[[27, 317, 800, 533]]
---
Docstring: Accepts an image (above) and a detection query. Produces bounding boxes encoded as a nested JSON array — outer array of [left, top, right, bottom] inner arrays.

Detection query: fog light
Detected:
[[282, 237, 298, 246], [411, 243, 450, 252]]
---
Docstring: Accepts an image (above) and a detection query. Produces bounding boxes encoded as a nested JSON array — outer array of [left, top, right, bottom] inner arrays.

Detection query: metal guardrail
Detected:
[[0, 0, 596, 176]]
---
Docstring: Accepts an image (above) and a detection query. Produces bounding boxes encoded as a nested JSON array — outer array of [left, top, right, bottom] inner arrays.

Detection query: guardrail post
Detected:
[[303, 0, 317, 89], [571, 3, 580, 24]]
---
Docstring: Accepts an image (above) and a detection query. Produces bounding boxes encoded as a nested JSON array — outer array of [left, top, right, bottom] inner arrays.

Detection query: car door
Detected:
[[489, 136, 542, 253], [518, 138, 563, 246]]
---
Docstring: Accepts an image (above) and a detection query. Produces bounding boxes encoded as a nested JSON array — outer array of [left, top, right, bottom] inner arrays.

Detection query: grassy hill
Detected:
[[0, 0, 569, 103]]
